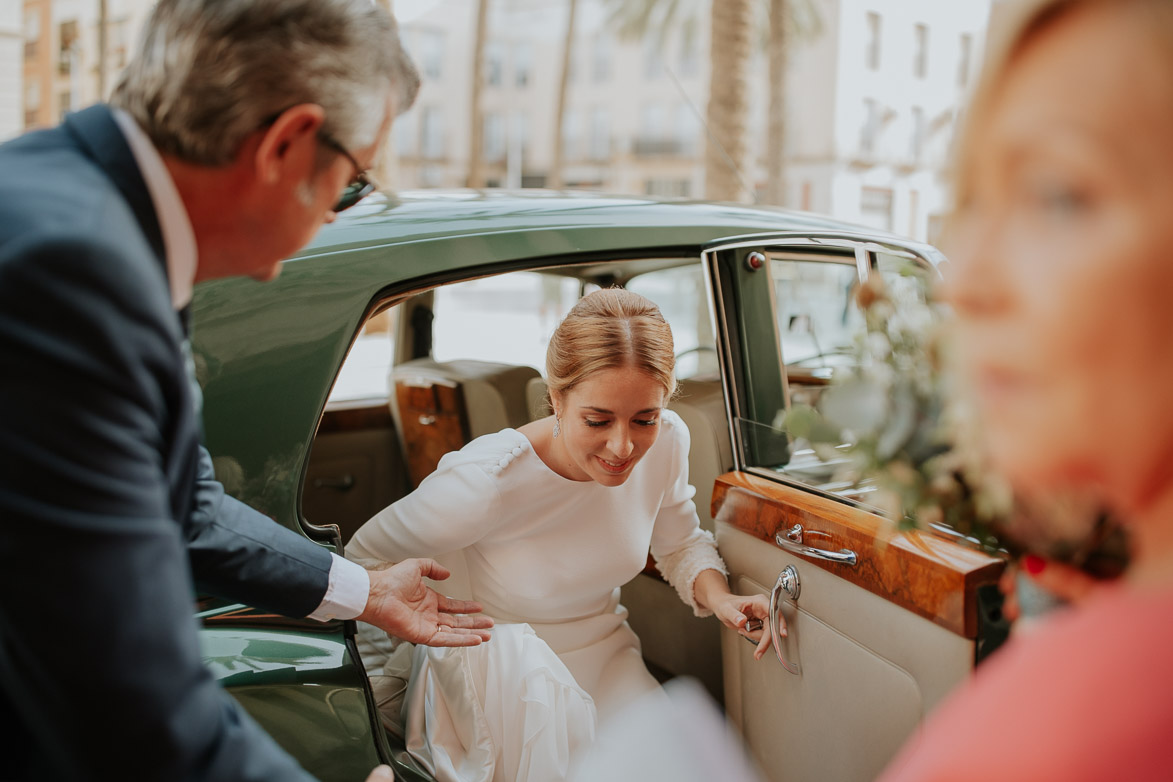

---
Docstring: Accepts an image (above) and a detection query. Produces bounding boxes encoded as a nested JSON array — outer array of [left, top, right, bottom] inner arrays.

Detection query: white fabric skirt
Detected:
[[404, 623, 598, 782]]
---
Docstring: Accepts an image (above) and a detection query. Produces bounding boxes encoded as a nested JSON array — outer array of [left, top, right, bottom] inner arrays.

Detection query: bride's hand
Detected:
[[713, 593, 779, 661]]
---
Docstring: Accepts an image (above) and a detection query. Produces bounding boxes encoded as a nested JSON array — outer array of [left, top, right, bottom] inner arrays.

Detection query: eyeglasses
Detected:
[[317, 132, 377, 213]]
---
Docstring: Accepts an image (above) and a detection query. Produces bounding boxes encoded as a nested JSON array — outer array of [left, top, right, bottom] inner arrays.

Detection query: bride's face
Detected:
[[945, 2, 1173, 514], [550, 366, 667, 486]]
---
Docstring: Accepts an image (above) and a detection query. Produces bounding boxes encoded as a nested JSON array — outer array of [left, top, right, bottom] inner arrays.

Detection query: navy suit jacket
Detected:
[[0, 106, 336, 780]]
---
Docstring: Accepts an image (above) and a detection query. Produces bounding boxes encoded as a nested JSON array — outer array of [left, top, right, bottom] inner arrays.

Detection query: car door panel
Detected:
[[703, 236, 1003, 781], [303, 401, 408, 544], [716, 507, 988, 782]]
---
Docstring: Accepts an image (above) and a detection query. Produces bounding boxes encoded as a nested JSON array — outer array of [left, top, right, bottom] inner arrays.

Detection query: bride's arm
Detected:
[[346, 458, 502, 565], [691, 570, 775, 661]]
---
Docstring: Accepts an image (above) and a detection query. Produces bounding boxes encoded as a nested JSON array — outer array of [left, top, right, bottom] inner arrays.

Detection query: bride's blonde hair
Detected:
[[546, 288, 676, 404]]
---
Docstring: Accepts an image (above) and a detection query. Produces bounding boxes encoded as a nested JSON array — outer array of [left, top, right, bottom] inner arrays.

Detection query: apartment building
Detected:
[[392, 0, 990, 242], [18, 0, 151, 132], [0, 2, 21, 141]]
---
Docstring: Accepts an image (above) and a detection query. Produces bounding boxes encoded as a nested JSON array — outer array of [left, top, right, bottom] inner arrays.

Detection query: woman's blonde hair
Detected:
[[954, 0, 1173, 207], [546, 288, 676, 406]]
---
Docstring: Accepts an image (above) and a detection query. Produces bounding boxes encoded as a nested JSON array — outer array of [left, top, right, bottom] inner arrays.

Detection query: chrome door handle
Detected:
[[770, 566, 800, 675], [775, 524, 857, 567]]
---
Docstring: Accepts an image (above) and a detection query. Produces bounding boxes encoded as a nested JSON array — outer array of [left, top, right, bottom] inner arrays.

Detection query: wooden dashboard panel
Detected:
[[712, 472, 1004, 638]]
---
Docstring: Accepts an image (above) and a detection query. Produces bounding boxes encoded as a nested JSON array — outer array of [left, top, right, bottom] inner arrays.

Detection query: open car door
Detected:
[[702, 234, 1004, 782]]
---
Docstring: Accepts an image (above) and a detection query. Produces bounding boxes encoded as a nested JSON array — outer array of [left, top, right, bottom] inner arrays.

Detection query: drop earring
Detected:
[[552, 415, 561, 438]]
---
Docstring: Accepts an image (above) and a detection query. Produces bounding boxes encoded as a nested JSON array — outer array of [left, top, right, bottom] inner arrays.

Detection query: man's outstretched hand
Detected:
[[357, 558, 493, 646]]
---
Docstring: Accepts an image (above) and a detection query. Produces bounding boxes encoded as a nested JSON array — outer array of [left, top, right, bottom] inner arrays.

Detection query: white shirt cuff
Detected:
[[307, 553, 371, 622]]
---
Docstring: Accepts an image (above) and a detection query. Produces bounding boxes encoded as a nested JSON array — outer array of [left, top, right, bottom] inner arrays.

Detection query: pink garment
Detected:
[[880, 585, 1173, 781]]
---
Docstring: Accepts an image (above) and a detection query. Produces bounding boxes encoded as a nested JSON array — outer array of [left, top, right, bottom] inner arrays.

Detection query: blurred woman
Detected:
[[349, 288, 773, 781], [882, 0, 1173, 778]]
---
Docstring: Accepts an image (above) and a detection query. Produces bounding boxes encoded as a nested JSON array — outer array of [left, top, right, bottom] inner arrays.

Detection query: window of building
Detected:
[[421, 106, 446, 160], [483, 111, 505, 162], [589, 107, 609, 161], [592, 33, 612, 82], [675, 102, 697, 155], [914, 24, 929, 79], [395, 106, 418, 157], [25, 81, 40, 111], [859, 186, 894, 232], [644, 178, 690, 198], [678, 30, 700, 78], [644, 38, 663, 79], [866, 12, 881, 70], [486, 41, 504, 87], [958, 33, 973, 88], [415, 29, 444, 80], [515, 42, 532, 88], [58, 90, 72, 122], [910, 105, 925, 159], [561, 108, 580, 161], [58, 20, 79, 76], [860, 98, 879, 155], [640, 102, 665, 140], [24, 10, 39, 58], [24, 10, 40, 41]]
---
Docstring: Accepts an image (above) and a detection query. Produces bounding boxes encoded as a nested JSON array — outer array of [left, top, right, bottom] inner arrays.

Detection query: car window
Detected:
[[327, 308, 397, 403], [731, 249, 933, 496], [772, 257, 862, 371], [626, 263, 716, 380], [432, 272, 587, 373]]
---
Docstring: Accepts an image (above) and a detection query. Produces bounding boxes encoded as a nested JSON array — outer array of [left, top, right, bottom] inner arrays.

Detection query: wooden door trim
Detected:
[[712, 472, 1004, 638]]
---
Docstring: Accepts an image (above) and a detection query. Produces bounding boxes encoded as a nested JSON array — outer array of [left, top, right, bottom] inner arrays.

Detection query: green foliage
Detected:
[[775, 263, 1011, 550]]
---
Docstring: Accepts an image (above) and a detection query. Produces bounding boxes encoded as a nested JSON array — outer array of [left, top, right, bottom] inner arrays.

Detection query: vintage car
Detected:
[[191, 190, 1005, 782]]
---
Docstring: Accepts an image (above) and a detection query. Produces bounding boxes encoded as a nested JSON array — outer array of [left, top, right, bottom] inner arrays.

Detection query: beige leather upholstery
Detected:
[[389, 358, 540, 439], [526, 376, 550, 421], [717, 522, 974, 782], [668, 379, 733, 532]]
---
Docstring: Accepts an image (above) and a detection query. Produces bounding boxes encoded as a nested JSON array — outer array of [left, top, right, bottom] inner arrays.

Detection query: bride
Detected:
[[347, 288, 774, 781]]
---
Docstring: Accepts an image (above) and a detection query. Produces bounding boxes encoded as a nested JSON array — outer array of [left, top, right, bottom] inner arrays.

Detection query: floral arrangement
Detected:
[[775, 261, 1012, 551]]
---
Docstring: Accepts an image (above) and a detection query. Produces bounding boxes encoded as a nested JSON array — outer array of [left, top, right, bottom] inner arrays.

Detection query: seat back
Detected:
[[390, 358, 540, 487]]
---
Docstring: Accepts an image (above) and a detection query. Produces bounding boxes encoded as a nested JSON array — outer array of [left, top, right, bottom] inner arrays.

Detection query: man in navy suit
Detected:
[[0, 1, 490, 780]]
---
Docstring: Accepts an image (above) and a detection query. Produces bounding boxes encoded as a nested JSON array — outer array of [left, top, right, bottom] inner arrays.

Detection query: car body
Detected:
[[191, 190, 1004, 782]]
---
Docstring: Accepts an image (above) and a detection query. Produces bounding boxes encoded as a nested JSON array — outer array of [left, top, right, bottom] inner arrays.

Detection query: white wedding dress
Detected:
[[348, 411, 727, 782]]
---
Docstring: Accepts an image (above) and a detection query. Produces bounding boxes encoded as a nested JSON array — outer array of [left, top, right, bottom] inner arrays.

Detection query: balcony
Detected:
[[632, 137, 692, 158]]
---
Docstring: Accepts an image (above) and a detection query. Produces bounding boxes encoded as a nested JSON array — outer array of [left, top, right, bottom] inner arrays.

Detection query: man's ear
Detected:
[[253, 104, 325, 185]]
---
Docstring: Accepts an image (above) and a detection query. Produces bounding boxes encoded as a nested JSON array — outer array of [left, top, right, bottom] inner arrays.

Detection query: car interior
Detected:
[[303, 257, 732, 717], [299, 249, 999, 780]]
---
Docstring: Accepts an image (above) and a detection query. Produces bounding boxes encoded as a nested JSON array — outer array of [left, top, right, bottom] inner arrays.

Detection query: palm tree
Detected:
[[764, 0, 787, 206], [96, 0, 108, 98], [467, 0, 490, 188], [704, 0, 754, 202], [547, 0, 579, 190], [605, 0, 819, 204]]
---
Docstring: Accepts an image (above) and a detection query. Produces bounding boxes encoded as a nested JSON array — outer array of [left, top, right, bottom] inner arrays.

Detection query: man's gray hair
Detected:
[[111, 0, 420, 165]]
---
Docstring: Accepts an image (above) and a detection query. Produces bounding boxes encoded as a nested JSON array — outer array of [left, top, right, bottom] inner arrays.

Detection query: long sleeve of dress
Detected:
[[648, 415, 728, 617], [345, 442, 507, 566]]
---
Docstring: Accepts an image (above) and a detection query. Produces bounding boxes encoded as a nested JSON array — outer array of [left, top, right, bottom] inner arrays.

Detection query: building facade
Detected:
[[18, 0, 151, 133], [0, 2, 22, 142], [3, 0, 991, 243], [391, 0, 990, 242]]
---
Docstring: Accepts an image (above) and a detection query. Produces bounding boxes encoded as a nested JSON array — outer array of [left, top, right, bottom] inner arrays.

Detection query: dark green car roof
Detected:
[[194, 189, 939, 537], [290, 189, 938, 278]]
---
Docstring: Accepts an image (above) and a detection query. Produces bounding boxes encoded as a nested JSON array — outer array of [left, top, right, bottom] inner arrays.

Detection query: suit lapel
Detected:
[[63, 105, 167, 269]]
